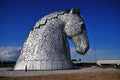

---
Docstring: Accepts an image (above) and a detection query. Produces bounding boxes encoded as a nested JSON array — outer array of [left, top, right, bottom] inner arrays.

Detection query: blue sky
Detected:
[[0, 0, 120, 61]]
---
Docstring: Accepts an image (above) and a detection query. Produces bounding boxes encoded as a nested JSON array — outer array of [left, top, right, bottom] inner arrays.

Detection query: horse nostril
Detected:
[[76, 47, 84, 54], [76, 47, 85, 55]]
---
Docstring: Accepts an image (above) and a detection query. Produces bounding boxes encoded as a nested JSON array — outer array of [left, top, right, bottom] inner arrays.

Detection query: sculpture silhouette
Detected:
[[14, 8, 89, 70]]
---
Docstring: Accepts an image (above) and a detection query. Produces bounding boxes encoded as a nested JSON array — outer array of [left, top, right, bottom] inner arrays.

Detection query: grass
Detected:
[[0, 71, 120, 80]]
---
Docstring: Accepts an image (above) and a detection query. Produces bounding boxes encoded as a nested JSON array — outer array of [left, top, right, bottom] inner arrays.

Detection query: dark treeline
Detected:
[[0, 61, 15, 67], [73, 62, 97, 68]]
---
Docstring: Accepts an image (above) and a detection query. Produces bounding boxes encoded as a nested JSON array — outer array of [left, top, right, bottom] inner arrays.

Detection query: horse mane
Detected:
[[33, 11, 67, 30], [32, 9, 80, 30]]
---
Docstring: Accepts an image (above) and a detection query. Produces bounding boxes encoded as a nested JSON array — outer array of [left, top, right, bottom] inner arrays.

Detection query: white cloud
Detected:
[[0, 46, 21, 61], [70, 47, 107, 62], [0, 46, 119, 62]]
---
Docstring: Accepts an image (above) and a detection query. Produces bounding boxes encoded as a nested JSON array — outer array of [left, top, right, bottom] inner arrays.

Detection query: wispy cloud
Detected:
[[0, 47, 21, 61], [70, 47, 107, 62], [0, 46, 119, 62]]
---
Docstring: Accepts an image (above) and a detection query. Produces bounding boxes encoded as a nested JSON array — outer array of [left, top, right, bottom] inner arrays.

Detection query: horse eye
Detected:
[[79, 21, 84, 25]]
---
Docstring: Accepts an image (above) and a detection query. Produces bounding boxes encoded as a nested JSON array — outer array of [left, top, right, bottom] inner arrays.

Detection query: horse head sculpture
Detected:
[[14, 8, 89, 70], [64, 9, 89, 54]]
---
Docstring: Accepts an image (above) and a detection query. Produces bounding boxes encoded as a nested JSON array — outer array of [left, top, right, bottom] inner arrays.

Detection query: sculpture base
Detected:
[[14, 60, 73, 70]]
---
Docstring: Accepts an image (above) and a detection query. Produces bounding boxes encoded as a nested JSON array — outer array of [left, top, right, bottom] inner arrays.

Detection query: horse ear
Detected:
[[77, 8, 80, 15], [69, 8, 74, 13], [70, 8, 80, 16]]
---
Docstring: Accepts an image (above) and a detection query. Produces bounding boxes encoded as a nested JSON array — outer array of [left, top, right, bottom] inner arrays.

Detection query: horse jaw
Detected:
[[71, 33, 89, 55]]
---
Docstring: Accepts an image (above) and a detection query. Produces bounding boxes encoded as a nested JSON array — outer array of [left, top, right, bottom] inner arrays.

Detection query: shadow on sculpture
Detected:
[[14, 8, 89, 70]]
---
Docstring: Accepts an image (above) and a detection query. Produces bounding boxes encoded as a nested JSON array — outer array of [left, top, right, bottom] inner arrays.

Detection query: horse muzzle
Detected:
[[76, 44, 89, 55], [71, 32, 89, 55]]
